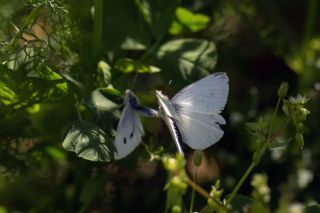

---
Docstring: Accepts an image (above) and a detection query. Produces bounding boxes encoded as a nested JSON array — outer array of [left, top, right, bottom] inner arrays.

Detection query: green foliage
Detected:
[[156, 38, 217, 84], [162, 154, 188, 212], [169, 7, 210, 35], [62, 121, 113, 162], [0, 0, 319, 212]]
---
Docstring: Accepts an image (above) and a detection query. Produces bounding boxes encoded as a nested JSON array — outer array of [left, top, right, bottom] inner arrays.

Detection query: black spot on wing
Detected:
[[123, 137, 127, 144], [130, 131, 134, 138]]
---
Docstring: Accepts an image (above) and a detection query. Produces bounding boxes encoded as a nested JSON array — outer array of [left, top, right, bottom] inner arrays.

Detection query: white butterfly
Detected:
[[114, 90, 158, 159], [156, 72, 229, 155]]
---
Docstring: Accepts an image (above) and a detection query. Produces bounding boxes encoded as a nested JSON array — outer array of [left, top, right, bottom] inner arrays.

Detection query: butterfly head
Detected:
[[125, 90, 140, 107]]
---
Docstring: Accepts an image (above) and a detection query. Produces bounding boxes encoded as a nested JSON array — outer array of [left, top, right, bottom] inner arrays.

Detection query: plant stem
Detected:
[[189, 167, 197, 213], [225, 162, 255, 206], [91, 0, 103, 62], [267, 98, 281, 143], [186, 179, 228, 212], [74, 98, 83, 121]]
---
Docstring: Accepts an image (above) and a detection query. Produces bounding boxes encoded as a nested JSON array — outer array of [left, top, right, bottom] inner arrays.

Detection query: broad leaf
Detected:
[[82, 89, 119, 111], [62, 121, 112, 162], [225, 194, 269, 212], [304, 205, 320, 213], [135, 0, 179, 39], [169, 7, 210, 35], [156, 38, 217, 85], [102, 0, 151, 50]]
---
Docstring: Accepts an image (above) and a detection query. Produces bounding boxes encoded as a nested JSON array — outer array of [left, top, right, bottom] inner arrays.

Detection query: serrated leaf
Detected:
[[62, 121, 112, 162], [169, 7, 210, 35], [156, 38, 217, 85]]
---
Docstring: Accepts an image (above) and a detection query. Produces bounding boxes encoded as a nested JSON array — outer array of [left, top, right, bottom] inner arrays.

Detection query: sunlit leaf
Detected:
[[97, 61, 112, 86], [169, 7, 210, 35], [82, 89, 119, 111], [27, 64, 68, 94], [115, 58, 161, 74], [62, 121, 113, 162]]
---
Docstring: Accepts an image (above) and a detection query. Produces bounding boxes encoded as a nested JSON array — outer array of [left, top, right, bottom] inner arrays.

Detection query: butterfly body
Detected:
[[114, 90, 157, 159], [156, 72, 229, 153]]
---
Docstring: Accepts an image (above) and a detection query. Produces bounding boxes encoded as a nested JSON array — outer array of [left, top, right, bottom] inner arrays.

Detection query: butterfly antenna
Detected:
[[129, 73, 139, 90]]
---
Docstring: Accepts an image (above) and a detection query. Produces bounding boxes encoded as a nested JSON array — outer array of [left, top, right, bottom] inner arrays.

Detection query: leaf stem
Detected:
[[91, 0, 103, 62], [75, 98, 83, 121], [225, 162, 255, 206], [186, 178, 228, 212], [189, 167, 197, 213], [267, 98, 281, 143]]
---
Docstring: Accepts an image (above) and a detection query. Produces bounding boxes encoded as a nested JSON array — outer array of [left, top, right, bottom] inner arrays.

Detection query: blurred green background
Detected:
[[0, 0, 319, 212]]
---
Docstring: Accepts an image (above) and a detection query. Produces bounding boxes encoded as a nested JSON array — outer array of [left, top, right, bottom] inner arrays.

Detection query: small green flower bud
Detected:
[[296, 123, 304, 133], [299, 108, 310, 121], [295, 133, 304, 149], [163, 157, 177, 171], [282, 104, 290, 116], [278, 82, 289, 98], [171, 205, 181, 213], [214, 179, 221, 189], [207, 198, 216, 208], [214, 189, 223, 198], [194, 150, 203, 166]]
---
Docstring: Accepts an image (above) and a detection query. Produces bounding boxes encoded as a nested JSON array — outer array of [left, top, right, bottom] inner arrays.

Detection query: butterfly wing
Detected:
[[114, 91, 145, 159], [156, 91, 184, 155], [171, 73, 229, 149]]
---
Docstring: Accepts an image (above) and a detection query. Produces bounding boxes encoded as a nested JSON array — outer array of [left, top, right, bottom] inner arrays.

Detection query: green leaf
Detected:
[[0, 66, 17, 105], [115, 58, 161, 74], [79, 172, 109, 213], [304, 204, 320, 213], [169, 7, 210, 35], [62, 121, 113, 162], [135, 0, 179, 39], [102, 0, 151, 50], [225, 194, 269, 212], [27, 64, 68, 94], [82, 89, 119, 111], [97, 61, 112, 86], [269, 138, 293, 149], [156, 38, 217, 85], [225, 194, 253, 211]]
